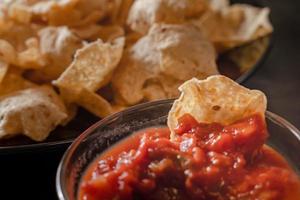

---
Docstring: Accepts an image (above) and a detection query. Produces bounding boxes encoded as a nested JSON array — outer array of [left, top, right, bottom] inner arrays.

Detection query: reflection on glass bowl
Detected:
[[56, 99, 300, 200]]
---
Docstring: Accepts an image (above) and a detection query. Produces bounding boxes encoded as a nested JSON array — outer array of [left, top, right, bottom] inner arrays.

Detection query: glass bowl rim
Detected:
[[56, 99, 300, 200]]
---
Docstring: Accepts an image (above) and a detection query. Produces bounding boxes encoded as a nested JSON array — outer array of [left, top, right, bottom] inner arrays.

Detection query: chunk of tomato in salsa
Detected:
[[79, 114, 300, 200]]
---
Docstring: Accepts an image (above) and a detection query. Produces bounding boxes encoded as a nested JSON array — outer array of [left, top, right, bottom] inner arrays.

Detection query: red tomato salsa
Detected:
[[79, 114, 300, 200]]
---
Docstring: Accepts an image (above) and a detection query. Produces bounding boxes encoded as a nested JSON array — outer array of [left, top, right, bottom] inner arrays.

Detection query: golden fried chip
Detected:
[[97, 26, 124, 42], [71, 24, 103, 40], [31, 0, 82, 26], [31, 0, 110, 26], [158, 75, 182, 98], [133, 23, 218, 79], [156, 24, 218, 81], [0, 39, 17, 64], [0, 73, 35, 96], [0, 21, 41, 51], [6, 65, 24, 76], [72, 25, 124, 42], [192, 3, 273, 52], [25, 26, 83, 82], [0, 60, 8, 83], [0, 86, 68, 141], [112, 50, 152, 105], [8, 2, 32, 24], [226, 37, 270, 73], [111, 104, 127, 113], [76, 88, 112, 118], [39, 26, 83, 70], [127, 0, 207, 34], [111, 0, 134, 25], [0, 14, 10, 41], [54, 37, 125, 101], [234, 5, 272, 40], [73, 0, 111, 25], [0, 0, 274, 143], [17, 37, 46, 69], [208, 0, 230, 12], [109, 0, 123, 22], [113, 23, 218, 104], [61, 102, 78, 126], [143, 81, 167, 101], [125, 31, 143, 49], [168, 75, 267, 136], [74, 11, 104, 27], [58, 73, 111, 120]]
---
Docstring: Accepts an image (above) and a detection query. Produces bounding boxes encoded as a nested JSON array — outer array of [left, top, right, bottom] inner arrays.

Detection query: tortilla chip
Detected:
[[0, 60, 8, 83], [143, 80, 167, 101], [141, 75, 183, 101], [5, 65, 24, 76], [23, 26, 83, 83], [108, 0, 123, 23], [74, 11, 104, 27], [226, 36, 270, 73], [183, 0, 208, 18], [0, 73, 35, 96], [168, 75, 267, 136], [71, 24, 103, 40], [233, 5, 272, 39], [125, 31, 143, 49], [134, 23, 218, 78], [158, 75, 182, 98], [0, 86, 68, 141], [0, 21, 41, 51], [61, 102, 78, 126], [41, 3, 81, 26], [111, 104, 127, 113], [31, 0, 81, 26], [0, 0, 273, 142], [17, 37, 46, 69], [0, 39, 17, 64], [97, 26, 125, 42], [72, 24, 124, 42], [113, 23, 218, 104], [76, 88, 112, 118], [111, 0, 134, 25], [54, 37, 124, 101], [31, 0, 110, 26], [127, 0, 207, 34], [23, 67, 59, 84], [73, 0, 111, 25], [39, 26, 83, 71], [8, 2, 32, 24], [192, 4, 273, 52], [112, 50, 152, 105], [208, 0, 230, 12], [156, 24, 218, 80]]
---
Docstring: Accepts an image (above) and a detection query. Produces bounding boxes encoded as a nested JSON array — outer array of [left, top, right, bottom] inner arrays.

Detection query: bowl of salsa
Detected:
[[56, 99, 300, 200]]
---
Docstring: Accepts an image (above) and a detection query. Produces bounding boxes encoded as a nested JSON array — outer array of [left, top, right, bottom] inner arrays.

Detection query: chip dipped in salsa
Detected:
[[78, 76, 300, 200], [78, 114, 300, 200]]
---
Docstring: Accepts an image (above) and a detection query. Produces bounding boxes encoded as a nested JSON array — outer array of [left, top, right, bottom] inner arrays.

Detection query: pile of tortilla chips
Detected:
[[0, 0, 272, 141]]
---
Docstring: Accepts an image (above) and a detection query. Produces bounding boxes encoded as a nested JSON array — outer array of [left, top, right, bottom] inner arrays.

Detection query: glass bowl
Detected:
[[56, 99, 300, 200]]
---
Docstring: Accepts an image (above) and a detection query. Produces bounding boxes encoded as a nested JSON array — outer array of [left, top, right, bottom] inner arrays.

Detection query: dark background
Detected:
[[1, 0, 300, 199], [245, 0, 300, 128]]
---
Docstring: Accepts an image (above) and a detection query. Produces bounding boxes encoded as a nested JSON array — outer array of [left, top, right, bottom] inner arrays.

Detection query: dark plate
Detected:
[[0, 0, 273, 154]]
